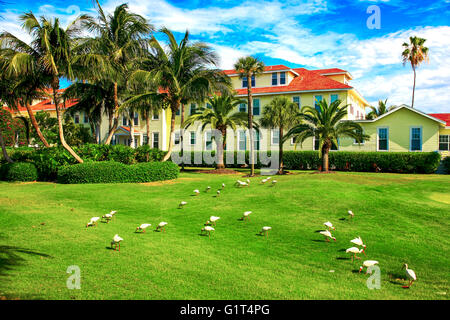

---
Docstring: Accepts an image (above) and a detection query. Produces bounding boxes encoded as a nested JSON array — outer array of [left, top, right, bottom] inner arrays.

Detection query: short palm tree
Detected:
[[183, 95, 253, 169], [76, 3, 153, 144], [284, 100, 368, 172], [234, 56, 265, 176], [260, 97, 300, 174], [0, 12, 89, 163], [366, 99, 394, 120], [125, 28, 231, 161], [402, 36, 429, 108]]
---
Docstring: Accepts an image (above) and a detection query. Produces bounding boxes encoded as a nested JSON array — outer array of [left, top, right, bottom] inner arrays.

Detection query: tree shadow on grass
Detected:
[[336, 257, 351, 260]]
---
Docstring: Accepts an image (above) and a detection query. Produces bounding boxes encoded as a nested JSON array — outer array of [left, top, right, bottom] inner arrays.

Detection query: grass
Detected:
[[0, 170, 449, 300]]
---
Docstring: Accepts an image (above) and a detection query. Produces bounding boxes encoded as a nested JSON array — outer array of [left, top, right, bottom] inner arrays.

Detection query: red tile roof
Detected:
[[117, 126, 141, 134], [15, 98, 78, 113], [429, 113, 450, 126], [234, 67, 352, 96], [311, 68, 348, 75], [223, 65, 290, 75]]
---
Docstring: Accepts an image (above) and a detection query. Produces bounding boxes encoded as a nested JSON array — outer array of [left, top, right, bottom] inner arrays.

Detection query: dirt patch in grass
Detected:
[[428, 192, 450, 205], [194, 169, 242, 175]]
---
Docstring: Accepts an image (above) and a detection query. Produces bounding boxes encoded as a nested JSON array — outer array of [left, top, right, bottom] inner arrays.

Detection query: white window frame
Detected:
[[271, 72, 278, 86], [152, 132, 159, 149], [253, 129, 260, 151], [293, 96, 301, 110], [377, 127, 389, 152], [353, 128, 365, 145], [439, 134, 450, 151], [271, 129, 280, 146], [174, 132, 180, 145], [409, 126, 422, 152], [152, 112, 159, 120], [279, 72, 286, 85], [204, 131, 213, 150], [189, 131, 196, 146], [238, 130, 246, 151]]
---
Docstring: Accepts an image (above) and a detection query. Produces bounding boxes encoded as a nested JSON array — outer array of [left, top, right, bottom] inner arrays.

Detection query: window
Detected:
[[271, 129, 279, 145], [272, 73, 278, 86], [83, 112, 89, 124], [238, 131, 246, 151], [254, 130, 260, 151], [152, 112, 159, 120], [190, 131, 196, 145], [143, 135, 149, 145], [253, 99, 260, 116], [239, 103, 247, 113], [350, 105, 354, 115], [133, 112, 139, 125], [410, 127, 422, 151], [439, 135, 450, 151], [330, 94, 339, 103], [74, 114, 80, 124], [205, 131, 212, 150], [314, 95, 323, 111], [174, 132, 180, 145], [354, 128, 365, 144], [293, 96, 300, 110], [190, 103, 196, 115], [152, 132, 159, 149], [242, 75, 255, 88], [280, 72, 286, 85], [122, 116, 128, 126], [377, 127, 389, 151], [176, 108, 180, 116]]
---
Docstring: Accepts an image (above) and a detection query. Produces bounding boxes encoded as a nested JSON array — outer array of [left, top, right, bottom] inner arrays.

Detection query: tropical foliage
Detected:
[[366, 99, 396, 120]]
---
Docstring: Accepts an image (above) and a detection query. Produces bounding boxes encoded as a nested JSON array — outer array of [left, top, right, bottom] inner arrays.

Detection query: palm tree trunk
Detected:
[[146, 112, 151, 146], [411, 65, 416, 108], [322, 143, 331, 172], [25, 104, 50, 147], [52, 82, 83, 163], [0, 127, 13, 163], [247, 72, 255, 176], [129, 114, 135, 148], [162, 103, 178, 162], [105, 82, 119, 145], [217, 127, 226, 169], [180, 103, 185, 171], [278, 127, 284, 175], [88, 116, 97, 143]]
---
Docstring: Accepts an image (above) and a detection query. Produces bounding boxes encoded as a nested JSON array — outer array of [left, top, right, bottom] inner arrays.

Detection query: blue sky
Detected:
[[1, 0, 449, 113]]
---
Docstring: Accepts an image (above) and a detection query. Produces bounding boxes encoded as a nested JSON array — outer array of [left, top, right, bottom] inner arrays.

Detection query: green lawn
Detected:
[[0, 171, 449, 300]]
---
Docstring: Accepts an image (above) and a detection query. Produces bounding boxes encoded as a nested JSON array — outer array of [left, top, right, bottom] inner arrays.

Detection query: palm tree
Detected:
[[366, 99, 394, 120], [402, 36, 429, 108], [76, 3, 153, 145], [0, 12, 89, 162], [260, 96, 300, 174], [233, 56, 265, 176], [284, 100, 368, 172], [0, 75, 19, 162], [183, 94, 254, 169], [125, 28, 231, 161]]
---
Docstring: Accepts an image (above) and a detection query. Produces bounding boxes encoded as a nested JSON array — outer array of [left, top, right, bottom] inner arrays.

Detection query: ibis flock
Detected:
[[86, 176, 417, 289], [318, 211, 417, 288]]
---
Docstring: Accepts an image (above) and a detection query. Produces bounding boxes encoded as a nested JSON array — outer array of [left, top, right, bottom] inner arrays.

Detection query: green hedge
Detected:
[[57, 161, 179, 184], [443, 157, 450, 174], [1, 162, 38, 182], [177, 151, 441, 174]]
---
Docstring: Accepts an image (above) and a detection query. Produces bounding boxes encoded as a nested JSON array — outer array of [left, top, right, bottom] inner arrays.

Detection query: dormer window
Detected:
[[280, 72, 286, 85], [242, 75, 255, 88], [272, 73, 278, 85]]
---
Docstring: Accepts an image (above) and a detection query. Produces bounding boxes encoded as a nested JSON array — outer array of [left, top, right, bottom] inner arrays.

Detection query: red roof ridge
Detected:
[[429, 113, 450, 126]]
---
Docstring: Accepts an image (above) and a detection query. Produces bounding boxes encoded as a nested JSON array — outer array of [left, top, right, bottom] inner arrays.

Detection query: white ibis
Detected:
[[324, 221, 336, 230], [346, 247, 363, 261], [102, 213, 113, 223], [259, 226, 272, 238], [207, 216, 220, 226], [136, 223, 151, 233], [266, 177, 272, 180], [246, 179, 251, 184], [319, 230, 336, 242], [222, 183, 225, 189], [237, 180, 248, 187], [109, 210, 117, 221], [156, 222, 168, 232], [217, 190, 221, 197], [359, 260, 378, 273], [348, 210, 354, 218], [193, 190, 200, 196], [201, 226, 215, 238], [350, 236, 366, 255], [111, 234, 123, 251], [179, 201, 187, 208], [206, 186, 211, 192], [86, 217, 100, 227], [243, 211, 252, 221], [402, 264, 417, 288], [272, 180, 277, 186], [261, 179, 268, 184]]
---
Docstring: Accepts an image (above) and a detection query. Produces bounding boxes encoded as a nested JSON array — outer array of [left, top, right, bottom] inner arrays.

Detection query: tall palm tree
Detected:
[[76, 3, 153, 145], [183, 94, 253, 169], [284, 100, 368, 172], [233, 56, 265, 176], [402, 36, 429, 108], [126, 28, 231, 161], [366, 99, 394, 120], [260, 96, 300, 175], [0, 12, 89, 162]]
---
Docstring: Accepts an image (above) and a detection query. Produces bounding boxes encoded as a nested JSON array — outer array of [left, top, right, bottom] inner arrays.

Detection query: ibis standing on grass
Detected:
[[193, 190, 200, 196], [201, 226, 215, 238], [207, 216, 220, 226], [319, 230, 336, 242], [259, 226, 272, 238], [324, 221, 335, 230], [348, 210, 354, 219], [86, 217, 100, 227], [136, 224, 151, 233], [179, 201, 187, 208], [359, 260, 378, 273], [346, 247, 363, 261], [350, 236, 366, 255], [402, 264, 417, 288], [243, 211, 252, 222], [111, 234, 123, 251], [156, 222, 168, 232]]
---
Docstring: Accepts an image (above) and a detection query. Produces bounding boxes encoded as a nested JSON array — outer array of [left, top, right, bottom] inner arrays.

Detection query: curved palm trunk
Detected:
[[129, 114, 135, 148], [278, 127, 284, 175], [25, 104, 50, 147], [105, 82, 119, 145], [0, 128, 13, 163], [247, 72, 255, 176], [162, 103, 178, 162], [322, 142, 331, 172], [52, 82, 83, 163], [146, 112, 151, 146], [180, 104, 185, 171], [411, 65, 416, 108], [216, 127, 226, 169]]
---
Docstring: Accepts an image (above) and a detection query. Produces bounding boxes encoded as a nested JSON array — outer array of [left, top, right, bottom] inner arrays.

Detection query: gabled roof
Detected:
[[116, 126, 141, 134], [354, 105, 447, 125], [311, 68, 353, 80], [223, 65, 294, 75], [428, 113, 450, 126], [234, 67, 353, 96]]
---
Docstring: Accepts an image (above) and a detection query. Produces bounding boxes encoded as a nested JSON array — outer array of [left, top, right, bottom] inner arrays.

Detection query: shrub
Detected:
[[135, 145, 166, 162], [57, 161, 179, 184], [2, 162, 38, 182], [443, 157, 450, 174]]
